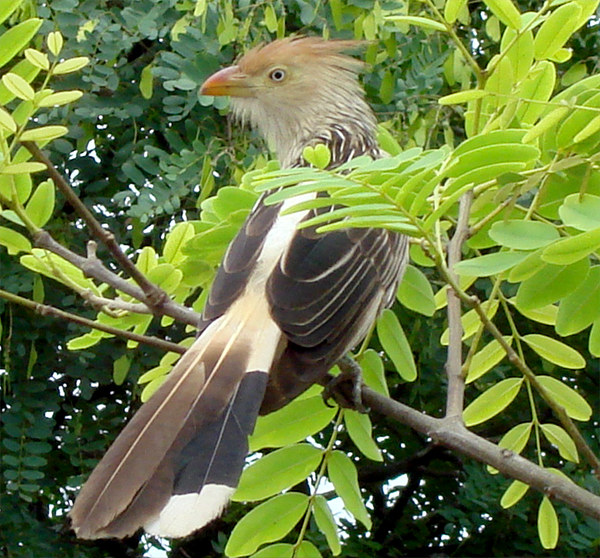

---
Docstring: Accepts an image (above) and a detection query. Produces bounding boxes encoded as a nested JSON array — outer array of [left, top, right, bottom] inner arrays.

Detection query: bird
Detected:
[[70, 36, 408, 540]]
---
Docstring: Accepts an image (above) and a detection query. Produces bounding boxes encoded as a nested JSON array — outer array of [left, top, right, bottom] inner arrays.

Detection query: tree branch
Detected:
[[445, 191, 472, 418], [361, 384, 600, 521], [33, 232, 200, 327], [0, 288, 186, 354]]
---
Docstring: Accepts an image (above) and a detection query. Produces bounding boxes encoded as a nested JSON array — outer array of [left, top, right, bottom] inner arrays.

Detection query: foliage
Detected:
[[0, 0, 599, 557]]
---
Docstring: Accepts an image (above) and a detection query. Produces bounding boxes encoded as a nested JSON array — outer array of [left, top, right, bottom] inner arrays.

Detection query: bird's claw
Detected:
[[322, 355, 368, 413]]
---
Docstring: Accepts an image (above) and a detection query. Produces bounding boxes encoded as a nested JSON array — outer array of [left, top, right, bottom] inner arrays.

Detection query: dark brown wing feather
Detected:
[[261, 221, 408, 414]]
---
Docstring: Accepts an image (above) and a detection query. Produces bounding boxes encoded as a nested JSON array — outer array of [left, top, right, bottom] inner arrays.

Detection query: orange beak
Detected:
[[200, 65, 253, 97]]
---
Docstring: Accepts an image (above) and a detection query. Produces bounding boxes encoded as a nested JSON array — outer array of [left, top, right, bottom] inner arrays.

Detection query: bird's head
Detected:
[[201, 37, 378, 167]]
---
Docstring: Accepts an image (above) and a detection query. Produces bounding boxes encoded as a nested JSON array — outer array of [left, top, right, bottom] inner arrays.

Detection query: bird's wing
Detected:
[[261, 219, 408, 413]]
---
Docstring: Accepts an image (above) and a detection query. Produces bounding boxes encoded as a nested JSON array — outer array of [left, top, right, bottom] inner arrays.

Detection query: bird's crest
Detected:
[[238, 36, 367, 77]]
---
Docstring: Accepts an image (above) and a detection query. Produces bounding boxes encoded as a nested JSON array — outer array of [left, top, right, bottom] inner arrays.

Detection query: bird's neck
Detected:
[[282, 116, 381, 169], [233, 94, 380, 169]]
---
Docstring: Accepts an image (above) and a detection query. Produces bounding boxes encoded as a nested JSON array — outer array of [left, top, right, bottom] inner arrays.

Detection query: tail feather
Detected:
[[145, 370, 269, 537], [70, 294, 281, 539]]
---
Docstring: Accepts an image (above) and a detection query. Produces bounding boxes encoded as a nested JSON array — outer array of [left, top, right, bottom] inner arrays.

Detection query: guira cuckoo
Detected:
[[70, 36, 408, 539]]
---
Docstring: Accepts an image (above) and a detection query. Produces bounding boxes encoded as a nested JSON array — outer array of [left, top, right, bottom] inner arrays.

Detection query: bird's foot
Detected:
[[321, 355, 368, 413]]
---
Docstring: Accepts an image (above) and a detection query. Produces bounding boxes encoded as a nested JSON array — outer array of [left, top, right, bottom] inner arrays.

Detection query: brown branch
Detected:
[[360, 384, 600, 521], [33, 232, 200, 327], [445, 191, 473, 418], [0, 288, 186, 355], [22, 141, 168, 310]]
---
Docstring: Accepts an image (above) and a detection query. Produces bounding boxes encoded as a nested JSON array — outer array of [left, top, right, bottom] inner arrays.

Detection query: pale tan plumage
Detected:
[[70, 36, 407, 540]]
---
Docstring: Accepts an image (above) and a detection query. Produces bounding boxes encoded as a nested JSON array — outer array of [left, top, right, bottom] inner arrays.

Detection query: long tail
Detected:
[[70, 293, 282, 539]]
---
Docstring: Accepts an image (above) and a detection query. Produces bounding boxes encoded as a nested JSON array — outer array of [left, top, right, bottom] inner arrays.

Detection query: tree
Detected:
[[0, 0, 598, 557]]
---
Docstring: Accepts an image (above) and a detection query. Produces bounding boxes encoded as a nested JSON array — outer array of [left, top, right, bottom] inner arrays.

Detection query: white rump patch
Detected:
[[144, 484, 235, 538]]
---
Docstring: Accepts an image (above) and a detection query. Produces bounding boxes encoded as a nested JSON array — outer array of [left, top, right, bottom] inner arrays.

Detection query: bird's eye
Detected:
[[269, 68, 286, 82]]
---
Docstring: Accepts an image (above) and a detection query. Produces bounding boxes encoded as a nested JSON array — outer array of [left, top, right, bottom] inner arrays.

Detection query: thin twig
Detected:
[[464, 295, 600, 479], [445, 191, 473, 418], [22, 141, 168, 311], [0, 288, 186, 354]]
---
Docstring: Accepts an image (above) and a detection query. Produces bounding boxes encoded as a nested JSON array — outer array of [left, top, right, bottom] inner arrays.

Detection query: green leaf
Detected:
[[482, 0, 522, 29], [573, 113, 600, 143], [296, 541, 323, 558], [534, 3, 583, 60], [328, 450, 371, 529], [463, 377, 523, 426], [250, 544, 293, 558], [513, 300, 558, 325], [489, 221, 559, 250], [385, 15, 447, 32], [112, 354, 130, 385], [439, 90, 489, 105], [20, 125, 68, 142], [140, 63, 154, 99], [590, 318, 600, 357], [538, 496, 559, 549], [24, 441, 51, 454], [313, 496, 341, 556], [147, 263, 182, 294], [24, 48, 49, 70], [37, 90, 83, 107], [540, 423, 578, 462], [225, 493, 309, 557], [358, 350, 389, 397], [303, 144, 331, 169], [234, 444, 322, 502], [0, 107, 17, 133], [25, 179, 54, 227], [444, 0, 468, 22], [514, 60, 555, 123], [501, 479, 530, 508], [454, 251, 529, 277], [1, 72, 35, 101], [441, 300, 499, 345], [559, 194, 600, 231], [396, 265, 436, 316], [522, 334, 586, 369], [556, 266, 600, 335], [67, 332, 104, 351], [522, 106, 570, 143], [541, 227, 600, 264], [20, 249, 101, 294], [500, 422, 532, 455], [163, 222, 195, 265], [344, 410, 383, 461], [1, 162, 46, 174], [445, 141, 538, 185], [466, 336, 512, 383], [515, 258, 589, 310], [376, 309, 417, 381], [47, 31, 63, 56], [52, 57, 89, 75], [249, 396, 336, 451], [501, 28, 535, 81], [536, 375, 592, 420], [0, 0, 24, 26], [0, 19, 42, 70], [0, 226, 32, 255]]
